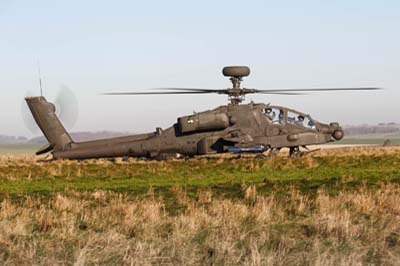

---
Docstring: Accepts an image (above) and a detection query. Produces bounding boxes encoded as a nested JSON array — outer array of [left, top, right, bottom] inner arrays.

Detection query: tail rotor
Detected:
[[22, 86, 79, 136]]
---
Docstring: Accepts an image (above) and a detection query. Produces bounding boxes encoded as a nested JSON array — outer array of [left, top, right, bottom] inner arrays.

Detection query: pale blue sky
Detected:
[[0, 0, 399, 136]]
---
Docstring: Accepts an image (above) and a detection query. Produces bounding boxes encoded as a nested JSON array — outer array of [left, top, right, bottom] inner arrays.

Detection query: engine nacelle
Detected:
[[178, 112, 230, 134]]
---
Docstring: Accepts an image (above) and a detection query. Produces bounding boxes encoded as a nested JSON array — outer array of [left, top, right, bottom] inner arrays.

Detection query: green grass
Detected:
[[1, 150, 400, 200]]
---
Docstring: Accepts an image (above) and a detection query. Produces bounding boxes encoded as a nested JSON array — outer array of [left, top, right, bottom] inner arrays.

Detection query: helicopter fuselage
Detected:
[[48, 102, 343, 160]]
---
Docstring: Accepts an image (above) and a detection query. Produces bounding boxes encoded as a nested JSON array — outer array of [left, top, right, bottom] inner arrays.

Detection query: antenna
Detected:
[[37, 60, 43, 97]]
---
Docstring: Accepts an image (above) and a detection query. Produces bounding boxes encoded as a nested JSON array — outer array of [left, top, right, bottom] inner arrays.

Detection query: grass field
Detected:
[[336, 132, 400, 145], [0, 147, 400, 265], [0, 144, 42, 156]]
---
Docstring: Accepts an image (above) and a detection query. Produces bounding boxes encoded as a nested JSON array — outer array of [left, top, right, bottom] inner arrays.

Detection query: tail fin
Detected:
[[25, 96, 73, 153]]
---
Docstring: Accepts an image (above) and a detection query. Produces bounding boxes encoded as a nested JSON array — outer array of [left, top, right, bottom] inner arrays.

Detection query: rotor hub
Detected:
[[222, 66, 252, 105]]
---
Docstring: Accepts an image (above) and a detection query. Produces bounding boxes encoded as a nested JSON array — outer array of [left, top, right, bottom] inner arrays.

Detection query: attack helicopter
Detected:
[[25, 66, 380, 160]]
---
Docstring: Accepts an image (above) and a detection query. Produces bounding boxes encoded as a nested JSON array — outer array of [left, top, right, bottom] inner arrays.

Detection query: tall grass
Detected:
[[0, 185, 400, 265], [0, 146, 399, 265]]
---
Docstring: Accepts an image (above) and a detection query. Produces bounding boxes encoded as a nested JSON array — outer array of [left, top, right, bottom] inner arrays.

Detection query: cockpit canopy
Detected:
[[262, 107, 317, 130]]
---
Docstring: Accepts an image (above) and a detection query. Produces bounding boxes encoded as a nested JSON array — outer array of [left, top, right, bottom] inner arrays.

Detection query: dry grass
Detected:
[[0, 185, 400, 265]]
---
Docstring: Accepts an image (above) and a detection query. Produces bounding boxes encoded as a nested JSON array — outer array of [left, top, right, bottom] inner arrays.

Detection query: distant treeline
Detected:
[[343, 123, 400, 136], [0, 135, 28, 144]]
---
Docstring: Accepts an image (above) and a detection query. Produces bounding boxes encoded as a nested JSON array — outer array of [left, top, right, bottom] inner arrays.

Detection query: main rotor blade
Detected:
[[101, 87, 379, 96], [258, 92, 306, 95], [254, 87, 381, 93], [101, 91, 216, 95], [157, 88, 221, 92]]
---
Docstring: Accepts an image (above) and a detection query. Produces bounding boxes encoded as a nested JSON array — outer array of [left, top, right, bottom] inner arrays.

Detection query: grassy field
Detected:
[[337, 137, 400, 145], [0, 147, 400, 265], [336, 132, 400, 145], [0, 144, 42, 156]]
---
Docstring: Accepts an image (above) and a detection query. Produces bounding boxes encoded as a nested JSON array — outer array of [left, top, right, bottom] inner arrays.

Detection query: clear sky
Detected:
[[1, 0, 399, 137]]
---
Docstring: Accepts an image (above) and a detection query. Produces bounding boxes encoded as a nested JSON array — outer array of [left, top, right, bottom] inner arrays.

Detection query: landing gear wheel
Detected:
[[289, 147, 303, 158]]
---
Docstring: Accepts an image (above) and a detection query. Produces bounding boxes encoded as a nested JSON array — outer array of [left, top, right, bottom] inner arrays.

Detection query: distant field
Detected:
[[337, 138, 400, 145], [338, 132, 400, 145], [0, 144, 41, 156], [1, 146, 400, 264]]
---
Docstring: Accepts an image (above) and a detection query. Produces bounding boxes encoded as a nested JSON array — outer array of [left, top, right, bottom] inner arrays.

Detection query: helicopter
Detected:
[[25, 66, 380, 160]]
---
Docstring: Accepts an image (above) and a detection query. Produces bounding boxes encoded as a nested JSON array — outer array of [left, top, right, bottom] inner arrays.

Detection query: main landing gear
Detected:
[[289, 146, 303, 158]]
